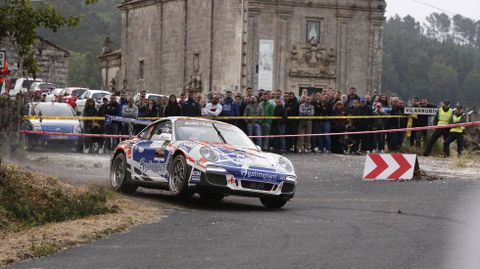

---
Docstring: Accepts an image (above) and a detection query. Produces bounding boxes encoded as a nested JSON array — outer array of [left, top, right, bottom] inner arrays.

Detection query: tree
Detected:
[[68, 51, 101, 88], [462, 69, 480, 102], [0, 0, 97, 76], [452, 15, 477, 45], [383, 14, 480, 106], [424, 13, 451, 41], [428, 61, 459, 101]]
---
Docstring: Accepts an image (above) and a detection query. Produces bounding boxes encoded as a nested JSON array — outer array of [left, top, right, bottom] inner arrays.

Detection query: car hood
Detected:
[[187, 141, 291, 174]]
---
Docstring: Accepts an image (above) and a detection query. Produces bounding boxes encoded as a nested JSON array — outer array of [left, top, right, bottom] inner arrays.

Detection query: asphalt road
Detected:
[[7, 153, 480, 269]]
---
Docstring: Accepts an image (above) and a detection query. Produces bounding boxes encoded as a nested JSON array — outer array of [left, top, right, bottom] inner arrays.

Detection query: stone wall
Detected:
[[3, 37, 69, 87], [119, 0, 241, 96], [116, 0, 385, 96], [246, 0, 386, 94], [0, 96, 24, 156], [98, 48, 121, 92]]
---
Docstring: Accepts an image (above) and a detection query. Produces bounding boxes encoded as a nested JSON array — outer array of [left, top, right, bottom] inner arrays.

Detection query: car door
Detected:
[[131, 120, 173, 182]]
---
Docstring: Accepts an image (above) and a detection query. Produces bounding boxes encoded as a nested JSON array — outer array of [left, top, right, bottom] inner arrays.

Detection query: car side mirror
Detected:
[[256, 145, 262, 151], [151, 133, 172, 142]]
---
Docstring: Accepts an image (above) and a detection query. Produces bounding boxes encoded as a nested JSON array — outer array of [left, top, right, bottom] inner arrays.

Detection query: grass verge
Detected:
[[0, 160, 168, 266], [0, 159, 117, 232]]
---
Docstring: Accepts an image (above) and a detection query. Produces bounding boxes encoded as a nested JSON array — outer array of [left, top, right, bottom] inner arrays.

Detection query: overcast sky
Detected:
[[385, 0, 480, 22]]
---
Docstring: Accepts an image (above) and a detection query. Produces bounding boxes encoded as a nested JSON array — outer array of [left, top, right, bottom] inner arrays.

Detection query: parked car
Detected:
[[9, 77, 43, 97], [45, 88, 65, 102], [133, 92, 165, 103], [61, 87, 89, 109], [22, 102, 83, 151], [30, 82, 57, 94], [110, 117, 297, 208], [75, 90, 111, 115]]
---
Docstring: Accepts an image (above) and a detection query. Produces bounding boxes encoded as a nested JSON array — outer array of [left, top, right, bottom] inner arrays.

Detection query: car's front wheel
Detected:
[[260, 197, 288, 209], [169, 154, 194, 197], [110, 153, 137, 194]]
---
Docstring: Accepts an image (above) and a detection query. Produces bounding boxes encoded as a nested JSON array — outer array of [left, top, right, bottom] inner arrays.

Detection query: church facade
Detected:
[[107, 0, 386, 96]]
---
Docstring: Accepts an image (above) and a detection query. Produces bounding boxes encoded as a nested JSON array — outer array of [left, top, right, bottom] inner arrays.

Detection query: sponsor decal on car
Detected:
[[139, 157, 167, 174], [178, 143, 194, 153], [191, 169, 202, 182], [240, 168, 277, 181], [227, 175, 236, 185]]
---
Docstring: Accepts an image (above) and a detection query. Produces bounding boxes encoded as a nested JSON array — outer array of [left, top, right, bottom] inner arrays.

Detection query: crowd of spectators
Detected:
[[84, 87, 449, 155]]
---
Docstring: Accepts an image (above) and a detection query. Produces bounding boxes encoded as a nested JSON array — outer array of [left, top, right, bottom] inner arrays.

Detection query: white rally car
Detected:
[[110, 117, 297, 208]]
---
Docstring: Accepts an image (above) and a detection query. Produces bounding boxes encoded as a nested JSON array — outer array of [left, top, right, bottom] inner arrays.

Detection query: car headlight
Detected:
[[200, 147, 218, 162], [73, 125, 82, 133], [32, 123, 42, 131], [278, 157, 294, 172], [206, 166, 227, 174], [286, 175, 297, 182]]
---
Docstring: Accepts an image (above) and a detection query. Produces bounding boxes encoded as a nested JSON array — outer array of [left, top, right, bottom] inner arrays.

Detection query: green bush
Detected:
[[0, 160, 117, 232]]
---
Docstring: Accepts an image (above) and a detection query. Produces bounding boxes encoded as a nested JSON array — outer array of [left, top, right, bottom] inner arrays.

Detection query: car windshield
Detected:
[[39, 83, 56, 93], [71, 89, 87, 97], [31, 104, 75, 117], [92, 92, 108, 102], [175, 120, 257, 150], [22, 80, 39, 88]]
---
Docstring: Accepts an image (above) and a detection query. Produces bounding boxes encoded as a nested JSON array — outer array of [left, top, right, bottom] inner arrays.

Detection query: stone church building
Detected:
[[4, 37, 69, 87], [101, 0, 386, 96]]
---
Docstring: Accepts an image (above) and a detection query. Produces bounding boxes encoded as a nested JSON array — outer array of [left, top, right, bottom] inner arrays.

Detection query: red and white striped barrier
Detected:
[[18, 130, 131, 139], [248, 121, 480, 138], [363, 154, 419, 181], [17, 120, 480, 140]]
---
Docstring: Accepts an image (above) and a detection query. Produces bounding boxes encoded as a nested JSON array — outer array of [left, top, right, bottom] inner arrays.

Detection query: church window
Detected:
[[306, 21, 321, 43], [138, 60, 144, 79]]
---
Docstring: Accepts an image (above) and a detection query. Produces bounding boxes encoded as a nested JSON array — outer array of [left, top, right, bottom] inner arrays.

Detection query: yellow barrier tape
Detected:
[[24, 115, 409, 121], [23, 116, 105, 121]]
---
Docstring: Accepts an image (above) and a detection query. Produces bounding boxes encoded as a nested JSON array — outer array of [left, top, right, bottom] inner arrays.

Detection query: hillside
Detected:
[[38, 0, 122, 88], [383, 14, 480, 106]]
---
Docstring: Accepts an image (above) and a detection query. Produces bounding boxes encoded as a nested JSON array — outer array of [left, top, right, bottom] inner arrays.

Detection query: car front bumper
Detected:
[[192, 170, 296, 200]]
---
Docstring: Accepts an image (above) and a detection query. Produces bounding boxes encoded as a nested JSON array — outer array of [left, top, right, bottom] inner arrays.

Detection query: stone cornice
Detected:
[[97, 49, 122, 60], [248, 0, 386, 14], [118, 0, 160, 11]]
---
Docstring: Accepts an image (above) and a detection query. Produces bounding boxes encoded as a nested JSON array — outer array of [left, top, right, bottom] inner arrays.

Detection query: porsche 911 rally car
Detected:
[[110, 117, 297, 208]]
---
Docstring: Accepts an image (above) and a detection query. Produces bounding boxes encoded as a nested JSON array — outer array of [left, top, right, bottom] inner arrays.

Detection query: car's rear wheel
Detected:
[[110, 153, 137, 194], [169, 154, 194, 197], [260, 197, 288, 209], [199, 191, 224, 202]]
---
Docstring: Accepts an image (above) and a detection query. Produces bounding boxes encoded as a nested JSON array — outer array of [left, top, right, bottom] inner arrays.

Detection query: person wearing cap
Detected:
[[424, 100, 453, 156], [443, 105, 466, 157]]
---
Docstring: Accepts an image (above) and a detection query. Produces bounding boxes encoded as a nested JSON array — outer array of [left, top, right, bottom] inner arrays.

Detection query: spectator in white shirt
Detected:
[[203, 95, 223, 116]]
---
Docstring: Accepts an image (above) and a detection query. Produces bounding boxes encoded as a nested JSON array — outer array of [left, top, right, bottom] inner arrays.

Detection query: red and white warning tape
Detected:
[[17, 121, 480, 139], [17, 130, 131, 139], [248, 121, 480, 138]]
